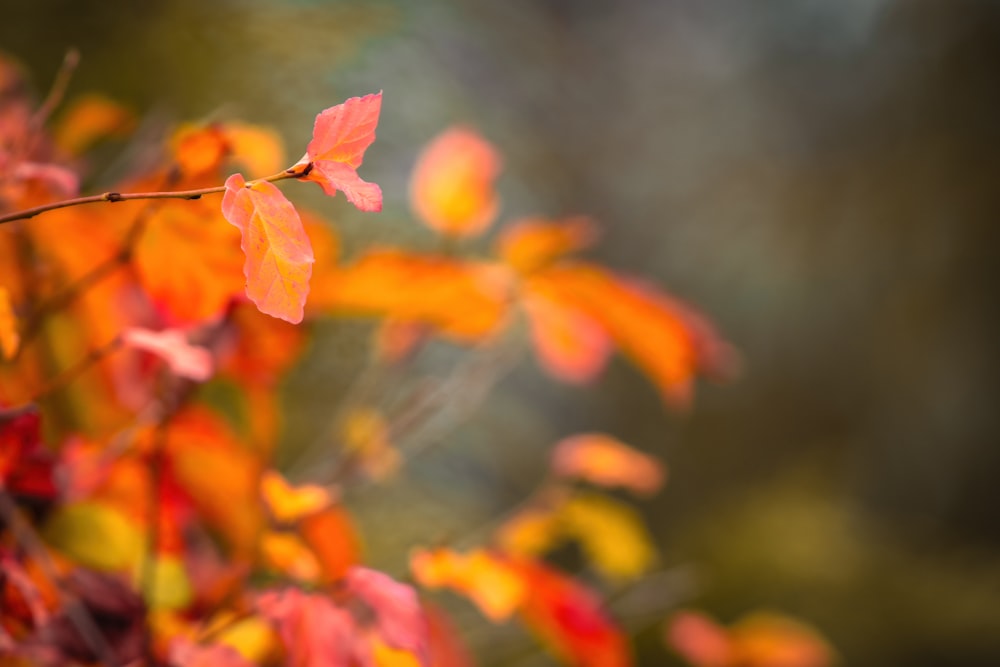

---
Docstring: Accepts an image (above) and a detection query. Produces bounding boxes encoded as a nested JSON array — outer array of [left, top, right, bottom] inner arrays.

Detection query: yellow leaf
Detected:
[[411, 548, 526, 622], [143, 554, 193, 610], [560, 494, 656, 582], [44, 502, 144, 571], [260, 470, 332, 524]]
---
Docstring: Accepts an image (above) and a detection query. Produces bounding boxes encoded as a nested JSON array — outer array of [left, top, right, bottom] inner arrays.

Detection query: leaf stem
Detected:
[[0, 166, 306, 226]]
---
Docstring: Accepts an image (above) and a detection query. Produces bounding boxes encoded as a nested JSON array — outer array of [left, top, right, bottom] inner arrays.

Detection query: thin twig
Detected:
[[0, 166, 306, 225], [31, 48, 80, 129]]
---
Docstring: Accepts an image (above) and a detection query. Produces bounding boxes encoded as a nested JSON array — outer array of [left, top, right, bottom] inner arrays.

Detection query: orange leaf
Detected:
[[52, 94, 135, 156], [134, 197, 247, 324], [514, 560, 631, 667], [299, 505, 362, 583], [318, 249, 511, 341], [164, 408, 263, 558], [299, 93, 383, 211], [122, 327, 213, 381], [497, 217, 597, 274], [410, 127, 501, 237], [535, 264, 735, 407], [521, 278, 611, 384], [551, 433, 665, 496], [222, 173, 315, 324], [0, 286, 19, 360]]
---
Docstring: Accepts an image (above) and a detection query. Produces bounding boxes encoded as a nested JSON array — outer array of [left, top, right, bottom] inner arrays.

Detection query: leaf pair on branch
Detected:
[[222, 92, 383, 324]]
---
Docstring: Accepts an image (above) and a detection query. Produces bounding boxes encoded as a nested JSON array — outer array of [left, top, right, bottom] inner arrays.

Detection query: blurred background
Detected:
[[3, 1, 1000, 665]]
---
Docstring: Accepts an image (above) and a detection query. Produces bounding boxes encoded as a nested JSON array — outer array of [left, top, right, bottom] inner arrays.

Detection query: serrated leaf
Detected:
[[222, 173, 315, 324]]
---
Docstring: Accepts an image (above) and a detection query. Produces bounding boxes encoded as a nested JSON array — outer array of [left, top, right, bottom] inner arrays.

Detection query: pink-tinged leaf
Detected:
[[222, 173, 315, 324], [346, 567, 429, 665], [306, 160, 382, 212], [297, 93, 383, 211], [551, 433, 665, 496], [409, 127, 502, 238], [122, 327, 213, 381], [307, 93, 381, 168], [257, 587, 358, 667]]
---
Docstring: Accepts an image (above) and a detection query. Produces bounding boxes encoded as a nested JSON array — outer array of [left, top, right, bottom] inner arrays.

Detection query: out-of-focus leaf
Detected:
[[521, 278, 612, 384], [298, 93, 383, 212], [260, 470, 332, 524], [164, 408, 263, 558], [345, 567, 429, 664], [410, 127, 501, 238], [222, 173, 315, 324], [513, 560, 631, 667], [225, 122, 285, 176], [497, 217, 597, 274], [551, 433, 665, 496], [44, 502, 144, 571], [424, 603, 477, 667], [53, 94, 134, 156], [666, 610, 834, 667], [534, 263, 735, 407], [169, 637, 257, 667], [410, 548, 526, 622], [0, 286, 20, 360], [145, 554, 193, 611], [316, 249, 511, 341], [260, 531, 322, 583], [560, 493, 657, 583], [257, 587, 358, 667], [299, 504, 362, 583], [122, 327, 213, 381], [0, 408, 56, 501]]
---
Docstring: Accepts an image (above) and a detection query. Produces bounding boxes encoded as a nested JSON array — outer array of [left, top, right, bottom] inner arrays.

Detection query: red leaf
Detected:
[[298, 93, 383, 212], [514, 560, 631, 667], [0, 407, 55, 501], [222, 173, 315, 324]]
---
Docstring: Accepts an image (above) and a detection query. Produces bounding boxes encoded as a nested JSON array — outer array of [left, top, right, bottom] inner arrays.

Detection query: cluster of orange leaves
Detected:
[[0, 52, 832, 667]]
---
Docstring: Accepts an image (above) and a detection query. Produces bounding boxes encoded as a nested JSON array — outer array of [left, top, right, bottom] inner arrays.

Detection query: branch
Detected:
[[0, 165, 309, 225]]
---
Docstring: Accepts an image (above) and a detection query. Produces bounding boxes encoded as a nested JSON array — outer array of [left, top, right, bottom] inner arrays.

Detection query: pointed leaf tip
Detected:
[[300, 93, 383, 212], [222, 173, 315, 324]]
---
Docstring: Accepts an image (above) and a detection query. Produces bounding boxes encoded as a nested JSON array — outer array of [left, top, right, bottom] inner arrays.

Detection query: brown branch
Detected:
[[0, 166, 307, 225]]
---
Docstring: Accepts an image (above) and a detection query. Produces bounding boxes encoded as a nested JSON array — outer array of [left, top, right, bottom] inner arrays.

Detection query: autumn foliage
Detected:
[[0, 52, 831, 667]]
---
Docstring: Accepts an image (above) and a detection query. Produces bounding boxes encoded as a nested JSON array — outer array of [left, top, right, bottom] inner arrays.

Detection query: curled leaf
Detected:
[[222, 173, 315, 324]]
